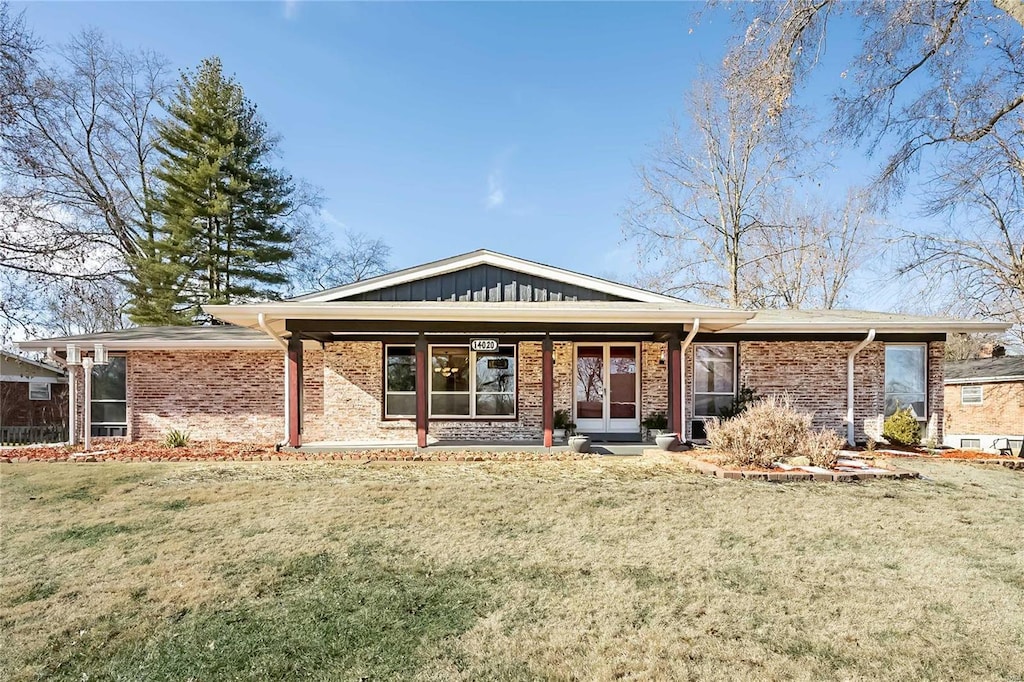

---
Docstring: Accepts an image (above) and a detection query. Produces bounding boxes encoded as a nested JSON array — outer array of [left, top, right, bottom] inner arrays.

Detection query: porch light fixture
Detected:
[[65, 343, 109, 452]]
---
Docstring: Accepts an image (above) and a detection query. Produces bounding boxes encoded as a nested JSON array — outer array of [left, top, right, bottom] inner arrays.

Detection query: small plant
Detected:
[[882, 407, 921, 446], [641, 411, 668, 431], [553, 409, 574, 431], [718, 386, 760, 420], [865, 437, 877, 455], [802, 429, 845, 469], [706, 395, 809, 468], [163, 429, 191, 448]]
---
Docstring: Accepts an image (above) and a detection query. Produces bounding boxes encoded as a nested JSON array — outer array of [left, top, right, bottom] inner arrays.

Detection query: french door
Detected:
[[574, 344, 640, 434]]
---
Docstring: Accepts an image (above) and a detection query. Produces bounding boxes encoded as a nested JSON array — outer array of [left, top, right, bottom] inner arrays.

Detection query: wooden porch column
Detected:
[[667, 332, 682, 437], [286, 334, 303, 448], [542, 335, 554, 448], [416, 334, 428, 448]]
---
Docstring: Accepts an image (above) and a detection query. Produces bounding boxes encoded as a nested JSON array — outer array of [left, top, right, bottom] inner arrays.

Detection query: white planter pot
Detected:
[[655, 433, 680, 451], [552, 428, 567, 443], [568, 435, 591, 453]]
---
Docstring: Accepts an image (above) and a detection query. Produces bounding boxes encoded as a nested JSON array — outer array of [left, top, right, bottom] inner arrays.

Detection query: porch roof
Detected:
[[201, 300, 754, 335]]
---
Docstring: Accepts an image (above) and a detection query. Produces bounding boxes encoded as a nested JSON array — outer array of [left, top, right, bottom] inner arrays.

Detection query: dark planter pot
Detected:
[[568, 435, 591, 454], [655, 433, 680, 451]]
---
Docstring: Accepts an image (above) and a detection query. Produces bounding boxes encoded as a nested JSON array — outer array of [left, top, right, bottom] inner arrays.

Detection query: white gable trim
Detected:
[[293, 250, 678, 304]]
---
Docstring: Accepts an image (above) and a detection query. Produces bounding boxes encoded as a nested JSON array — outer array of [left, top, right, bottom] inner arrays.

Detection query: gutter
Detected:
[[847, 329, 876, 446], [258, 313, 290, 449], [46, 348, 75, 446]]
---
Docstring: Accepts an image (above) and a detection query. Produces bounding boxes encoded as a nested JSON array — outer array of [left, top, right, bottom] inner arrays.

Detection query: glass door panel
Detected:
[[575, 346, 604, 429], [608, 346, 638, 431]]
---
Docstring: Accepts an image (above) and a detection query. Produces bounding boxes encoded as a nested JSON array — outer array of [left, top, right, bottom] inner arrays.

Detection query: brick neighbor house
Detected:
[[944, 355, 1024, 455], [16, 250, 1008, 449], [1, 350, 68, 443]]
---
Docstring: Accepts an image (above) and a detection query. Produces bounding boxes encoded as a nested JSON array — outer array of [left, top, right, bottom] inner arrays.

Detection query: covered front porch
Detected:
[[203, 300, 751, 450]]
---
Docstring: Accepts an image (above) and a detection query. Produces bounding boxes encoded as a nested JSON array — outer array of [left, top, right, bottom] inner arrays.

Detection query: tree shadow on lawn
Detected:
[[27, 542, 494, 682]]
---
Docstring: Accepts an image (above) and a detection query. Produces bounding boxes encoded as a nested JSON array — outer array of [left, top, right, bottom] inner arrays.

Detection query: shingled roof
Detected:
[[944, 356, 1024, 384]]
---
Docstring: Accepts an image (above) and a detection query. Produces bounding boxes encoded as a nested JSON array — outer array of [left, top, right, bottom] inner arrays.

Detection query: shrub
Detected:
[[802, 429, 845, 468], [163, 429, 191, 448], [641, 411, 668, 431], [706, 395, 810, 468], [718, 386, 760, 420], [883, 408, 921, 446], [553, 409, 574, 431], [706, 395, 848, 469]]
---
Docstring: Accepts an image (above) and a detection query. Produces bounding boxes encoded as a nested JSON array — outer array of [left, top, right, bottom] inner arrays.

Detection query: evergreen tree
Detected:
[[128, 57, 294, 324]]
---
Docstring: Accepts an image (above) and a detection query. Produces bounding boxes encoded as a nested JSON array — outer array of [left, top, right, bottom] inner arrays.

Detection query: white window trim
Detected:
[[692, 342, 738, 418], [960, 438, 982, 450], [960, 385, 983, 405], [384, 344, 417, 419], [28, 381, 51, 400], [884, 342, 928, 420], [429, 344, 517, 419]]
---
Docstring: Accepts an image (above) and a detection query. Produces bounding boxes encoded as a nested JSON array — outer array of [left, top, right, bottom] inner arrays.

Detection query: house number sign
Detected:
[[470, 338, 499, 352]]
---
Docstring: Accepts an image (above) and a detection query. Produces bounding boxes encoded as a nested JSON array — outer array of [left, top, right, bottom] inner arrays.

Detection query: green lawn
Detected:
[[2, 458, 1023, 680]]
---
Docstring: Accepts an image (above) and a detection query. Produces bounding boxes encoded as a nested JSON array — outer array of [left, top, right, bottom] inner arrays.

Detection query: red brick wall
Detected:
[[0, 381, 68, 427], [944, 381, 1024, 436], [111, 338, 945, 445], [128, 350, 285, 442]]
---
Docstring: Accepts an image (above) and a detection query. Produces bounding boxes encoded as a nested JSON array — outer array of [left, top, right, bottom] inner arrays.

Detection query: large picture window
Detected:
[[92, 355, 127, 437], [884, 344, 927, 419], [693, 344, 736, 417], [384, 346, 416, 418], [430, 345, 516, 418]]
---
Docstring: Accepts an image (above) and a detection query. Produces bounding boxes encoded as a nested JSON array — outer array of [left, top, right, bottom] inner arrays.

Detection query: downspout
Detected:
[[258, 313, 290, 448], [847, 329, 876, 446], [679, 318, 700, 442], [47, 348, 75, 446]]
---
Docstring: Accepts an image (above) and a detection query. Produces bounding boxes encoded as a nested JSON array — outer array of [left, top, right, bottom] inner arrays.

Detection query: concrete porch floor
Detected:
[[287, 440, 653, 456]]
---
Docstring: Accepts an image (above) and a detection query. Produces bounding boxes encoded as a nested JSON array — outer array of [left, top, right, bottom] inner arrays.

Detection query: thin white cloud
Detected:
[[484, 171, 505, 210], [283, 0, 300, 20]]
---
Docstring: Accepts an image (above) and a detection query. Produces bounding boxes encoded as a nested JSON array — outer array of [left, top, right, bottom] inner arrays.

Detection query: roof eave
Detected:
[[17, 339, 282, 352]]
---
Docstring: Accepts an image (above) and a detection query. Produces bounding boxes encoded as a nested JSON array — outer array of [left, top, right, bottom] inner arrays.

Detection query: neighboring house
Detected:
[[944, 356, 1024, 454], [17, 250, 1007, 448], [1, 350, 69, 442]]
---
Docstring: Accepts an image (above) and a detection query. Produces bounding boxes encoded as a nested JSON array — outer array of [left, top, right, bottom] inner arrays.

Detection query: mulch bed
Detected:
[[663, 449, 919, 482], [0, 441, 594, 463]]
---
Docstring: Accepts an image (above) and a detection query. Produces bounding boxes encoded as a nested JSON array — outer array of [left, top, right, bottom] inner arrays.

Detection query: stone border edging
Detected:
[[0, 450, 596, 464], [660, 452, 919, 482]]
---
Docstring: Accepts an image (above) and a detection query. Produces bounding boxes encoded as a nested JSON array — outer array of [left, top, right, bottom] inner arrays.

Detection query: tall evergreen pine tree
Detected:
[[128, 57, 294, 325]]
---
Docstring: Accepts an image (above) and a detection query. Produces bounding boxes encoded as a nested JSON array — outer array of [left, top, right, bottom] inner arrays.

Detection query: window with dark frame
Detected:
[[693, 344, 736, 418], [384, 346, 417, 418], [91, 355, 127, 437], [430, 345, 516, 418]]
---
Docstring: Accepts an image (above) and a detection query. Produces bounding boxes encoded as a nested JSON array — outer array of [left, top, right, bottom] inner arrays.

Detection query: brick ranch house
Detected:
[[18, 250, 1008, 449], [943, 355, 1024, 455]]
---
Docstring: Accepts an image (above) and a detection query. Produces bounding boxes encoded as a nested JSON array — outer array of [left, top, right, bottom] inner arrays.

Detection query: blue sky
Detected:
[[17, 1, 899, 292]]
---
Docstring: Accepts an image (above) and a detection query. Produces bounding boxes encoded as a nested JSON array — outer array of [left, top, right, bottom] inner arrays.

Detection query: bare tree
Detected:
[[721, 0, 1024, 199], [746, 190, 879, 309], [897, 134, 1024, 345], [285, 224, 391, 296], [623, 68, 813, 307], [0, 25, 169, 337], [944, 332, 1008, 361]]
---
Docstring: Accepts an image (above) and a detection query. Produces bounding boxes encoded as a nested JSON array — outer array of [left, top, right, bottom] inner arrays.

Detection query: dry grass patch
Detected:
[[2, 458, 1023, 680]]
